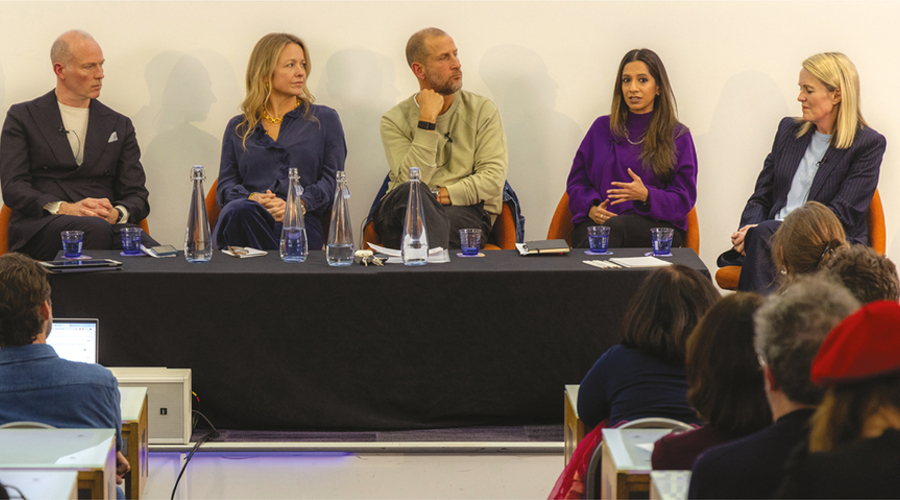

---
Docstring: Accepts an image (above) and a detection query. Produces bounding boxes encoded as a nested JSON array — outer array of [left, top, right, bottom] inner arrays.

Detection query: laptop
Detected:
[[48, 318, 99, 364]]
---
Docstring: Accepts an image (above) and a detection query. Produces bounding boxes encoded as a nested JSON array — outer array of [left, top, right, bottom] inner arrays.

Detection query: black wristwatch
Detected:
[[417, 120, 436, 131], [115, 208, 125, 223]]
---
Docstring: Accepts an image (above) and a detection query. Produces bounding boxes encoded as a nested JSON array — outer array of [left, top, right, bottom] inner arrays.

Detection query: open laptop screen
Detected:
[[48, 318, 99, 364]]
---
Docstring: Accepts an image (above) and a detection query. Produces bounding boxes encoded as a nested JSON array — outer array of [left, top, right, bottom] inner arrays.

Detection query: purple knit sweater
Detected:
[[566, 111, 698, 230]]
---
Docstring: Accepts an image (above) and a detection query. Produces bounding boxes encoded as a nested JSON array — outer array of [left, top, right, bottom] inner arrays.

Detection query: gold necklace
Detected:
[[262, 98, 302, 124]]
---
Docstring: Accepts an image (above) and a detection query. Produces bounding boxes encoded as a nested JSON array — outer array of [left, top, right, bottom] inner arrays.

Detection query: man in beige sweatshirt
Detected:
[[373, 27, 508, 249]]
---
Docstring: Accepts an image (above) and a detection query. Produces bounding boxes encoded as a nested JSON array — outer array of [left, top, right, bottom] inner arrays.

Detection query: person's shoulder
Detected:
[[309, 104, 343, 126], [853, 123, 887, 149], [775, 116, 802, 135], [7, 90, 55, 116], [382, 95, 416, 122], [49, 356, 118, 389], [458, 90, 499, 114]]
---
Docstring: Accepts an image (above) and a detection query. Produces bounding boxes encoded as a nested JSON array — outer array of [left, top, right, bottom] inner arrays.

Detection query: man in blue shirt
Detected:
[[0, 252, 130, 488]]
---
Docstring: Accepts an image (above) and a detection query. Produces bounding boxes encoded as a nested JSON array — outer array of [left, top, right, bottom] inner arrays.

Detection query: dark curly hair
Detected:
[[0, 253, 52, 347]]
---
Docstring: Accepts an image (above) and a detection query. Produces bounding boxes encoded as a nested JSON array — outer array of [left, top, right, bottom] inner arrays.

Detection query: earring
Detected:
[[265, 81, 270, 92]]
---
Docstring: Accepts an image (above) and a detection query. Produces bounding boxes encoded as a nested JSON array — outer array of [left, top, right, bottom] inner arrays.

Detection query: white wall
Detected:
[[1, 1, 898, 274]]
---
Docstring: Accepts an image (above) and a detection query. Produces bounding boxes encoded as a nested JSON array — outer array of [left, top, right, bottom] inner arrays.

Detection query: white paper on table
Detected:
[[609, 256, 672, 268], [367, 242, 449, 264], [635, 443, 655, 453], [221, 247, 268, 258]]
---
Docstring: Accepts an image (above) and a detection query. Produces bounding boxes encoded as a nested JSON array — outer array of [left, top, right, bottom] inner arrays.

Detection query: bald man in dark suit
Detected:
[[1, 30, 154, 261]]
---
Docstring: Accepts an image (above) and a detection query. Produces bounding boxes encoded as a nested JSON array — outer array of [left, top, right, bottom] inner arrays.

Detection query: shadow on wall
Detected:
[[480, 45, 582, 239], [137, 51, 239, 246], [316, 48, 399, 234], [693, 70, 790, 264]]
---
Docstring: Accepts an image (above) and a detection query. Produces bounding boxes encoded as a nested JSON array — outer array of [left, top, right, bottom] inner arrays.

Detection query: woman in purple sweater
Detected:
[[566, 49, 697, 248]]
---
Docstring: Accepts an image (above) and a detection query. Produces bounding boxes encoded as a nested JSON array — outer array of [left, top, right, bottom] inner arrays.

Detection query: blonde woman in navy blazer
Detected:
[[718, 52, 886, 294]]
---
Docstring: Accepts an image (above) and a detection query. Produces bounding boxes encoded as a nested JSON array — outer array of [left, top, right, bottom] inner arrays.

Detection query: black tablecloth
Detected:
[[48, 248, 709, 431]]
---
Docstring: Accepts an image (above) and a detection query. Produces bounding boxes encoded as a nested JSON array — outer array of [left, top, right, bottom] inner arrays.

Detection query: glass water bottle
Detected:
[[401, 167, 429, 266], [326, 171, 354, 266], [280, 168, 308, 263], [184, 165, 212, 263]]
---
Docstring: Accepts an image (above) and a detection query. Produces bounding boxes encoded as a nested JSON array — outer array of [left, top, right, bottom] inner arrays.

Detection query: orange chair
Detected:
[[714, 188, 886, 290], [0, 203, 150, 257], [363, 202, 516, 251], [546, 192, 700, 254], [0, 204, 12, 256]]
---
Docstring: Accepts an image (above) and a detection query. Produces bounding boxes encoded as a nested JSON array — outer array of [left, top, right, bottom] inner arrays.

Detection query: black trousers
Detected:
[[571, 214, 685, 249], [717, 219, 781, 295], [372, 183, 492, 249], [18, 215, 158, 261]]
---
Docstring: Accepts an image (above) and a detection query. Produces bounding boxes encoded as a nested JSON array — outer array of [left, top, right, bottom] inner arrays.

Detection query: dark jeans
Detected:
[[372, 183, 492, 249], [717, 219, 782, 295], [19, 215, 158, 261], [571, 214, 685, 249]]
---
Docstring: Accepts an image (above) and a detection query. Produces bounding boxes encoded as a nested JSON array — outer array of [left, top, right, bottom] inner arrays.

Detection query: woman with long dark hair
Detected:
[[566, 48, 697, 248]]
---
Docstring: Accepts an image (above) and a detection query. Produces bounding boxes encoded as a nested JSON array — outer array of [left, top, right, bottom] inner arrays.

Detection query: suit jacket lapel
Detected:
[[808, 145, 849, 201], [32, 90, 77, 167], [82, 100, 114, 169]]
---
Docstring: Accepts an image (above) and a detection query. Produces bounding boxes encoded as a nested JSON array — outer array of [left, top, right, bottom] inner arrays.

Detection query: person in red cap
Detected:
[[776, 300, 900, 499]]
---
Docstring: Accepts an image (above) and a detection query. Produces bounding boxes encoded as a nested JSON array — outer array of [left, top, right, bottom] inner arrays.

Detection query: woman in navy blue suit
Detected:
[[213, 33, 346, 251], [719, 52, 886, 294]]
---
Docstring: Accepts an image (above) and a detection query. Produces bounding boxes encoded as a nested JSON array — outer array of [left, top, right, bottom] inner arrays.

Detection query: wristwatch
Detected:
[[417, 120, 436, 131], [431, 187, 440, 197]]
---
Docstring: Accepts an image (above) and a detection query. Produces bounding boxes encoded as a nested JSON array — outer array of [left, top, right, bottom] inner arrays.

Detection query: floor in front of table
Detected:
[[145, 425, 565, 499]]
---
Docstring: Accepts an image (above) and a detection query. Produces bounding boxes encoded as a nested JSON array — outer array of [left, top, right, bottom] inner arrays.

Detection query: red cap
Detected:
[[812, 300, 900, 386]]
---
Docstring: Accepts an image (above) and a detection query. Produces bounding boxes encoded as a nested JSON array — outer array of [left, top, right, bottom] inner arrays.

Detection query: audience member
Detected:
[[213, 32, 346, 251], [688, 276, 859, 499], [776, 300, 900, 498], [0, 30, 155, 261], [717, 52, 885, 294], [372, 27, 508, 249], [0, 253, 130, 493], [651, 292, 772, 470], [578, 265, 719, 428], [566, 48, 697, 248], [820, 244, 900, 303], [771, 200, 848, 292]]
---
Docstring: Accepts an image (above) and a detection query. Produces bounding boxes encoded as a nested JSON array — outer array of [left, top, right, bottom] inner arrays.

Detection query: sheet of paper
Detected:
[[368, 242, 444, 258], [609, 256, 672, 268], [635, 443, 655, 453], [221, 247, 268, 258], [384, 249, 451, 264]]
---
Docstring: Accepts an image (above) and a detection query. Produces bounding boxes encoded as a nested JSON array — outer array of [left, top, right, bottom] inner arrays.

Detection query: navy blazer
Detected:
[[740, 117, 885, 245], [0, 90, 150, 252]]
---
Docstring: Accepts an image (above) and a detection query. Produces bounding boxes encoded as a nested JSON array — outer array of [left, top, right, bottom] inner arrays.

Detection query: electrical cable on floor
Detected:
[[170, 410, 219, 500]]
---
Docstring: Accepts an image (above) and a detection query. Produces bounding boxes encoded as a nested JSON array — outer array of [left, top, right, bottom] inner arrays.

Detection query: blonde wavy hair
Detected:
[[796, 52, 867, 149], [237, 33, 315, 148]]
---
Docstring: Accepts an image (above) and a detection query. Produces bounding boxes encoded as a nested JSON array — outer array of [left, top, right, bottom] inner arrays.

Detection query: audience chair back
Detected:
[[584, 418, 693, 500], [0, 421, 57, 429], [715, 188, 886, 290], [0, 204, 11, 256], [546, 192, 700, 254]]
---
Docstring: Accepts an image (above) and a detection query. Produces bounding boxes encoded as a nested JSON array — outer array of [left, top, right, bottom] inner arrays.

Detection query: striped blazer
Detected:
[[740, 117, 886, 245]]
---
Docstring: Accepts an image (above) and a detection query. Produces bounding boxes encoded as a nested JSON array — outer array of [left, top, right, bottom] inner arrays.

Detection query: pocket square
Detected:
[[108, 131, 118, 143]]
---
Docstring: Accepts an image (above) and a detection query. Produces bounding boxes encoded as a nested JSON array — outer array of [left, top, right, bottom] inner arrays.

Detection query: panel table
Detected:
[[49, 248, 708, 431], [119, 387, 148, 499]]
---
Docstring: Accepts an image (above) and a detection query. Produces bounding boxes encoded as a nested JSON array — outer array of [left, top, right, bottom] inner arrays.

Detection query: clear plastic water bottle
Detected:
[[326, 170, 354, 266], [280, 168, 308, 263], [401, 167, 429, 266], [184, 165, 212, 262]]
